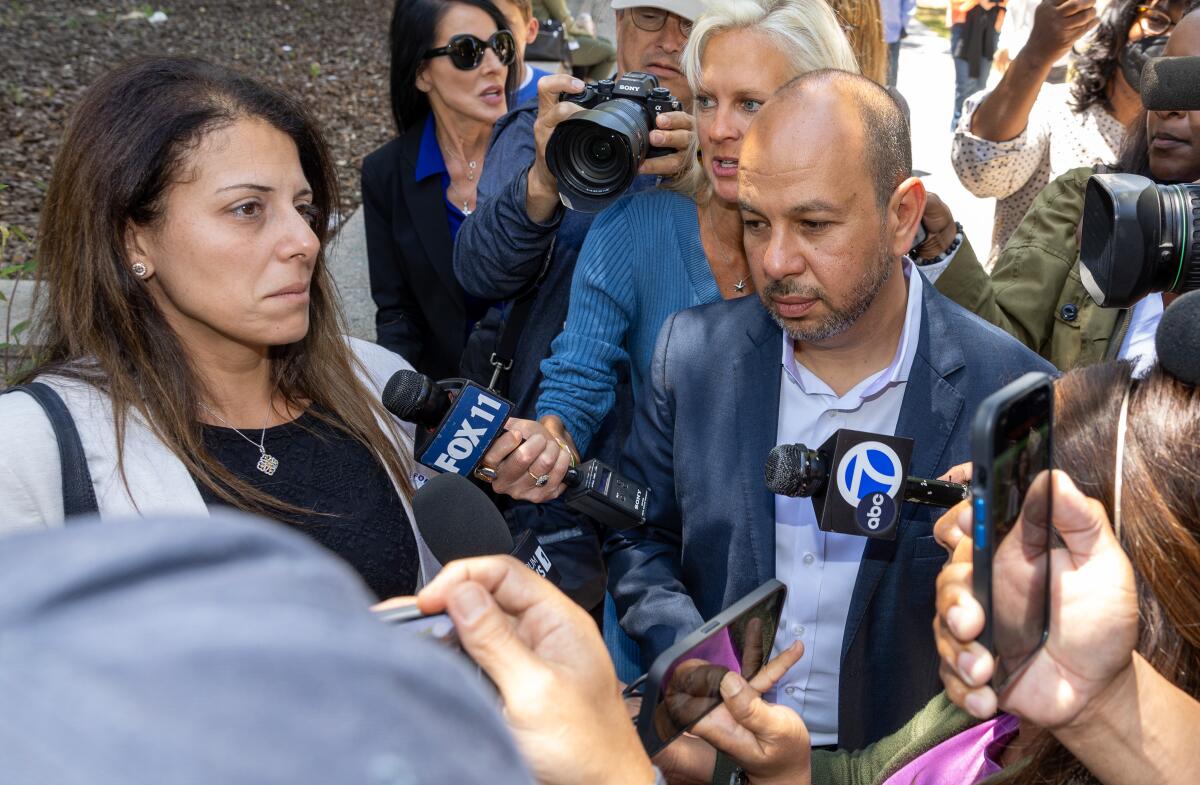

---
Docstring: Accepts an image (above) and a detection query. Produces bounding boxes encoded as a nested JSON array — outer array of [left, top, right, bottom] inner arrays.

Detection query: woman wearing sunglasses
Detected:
[[362, 0, 519, 381], [948, 0, 1190, 267]]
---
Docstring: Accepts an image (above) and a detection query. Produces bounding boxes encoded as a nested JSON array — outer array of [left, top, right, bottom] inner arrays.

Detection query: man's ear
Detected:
[[124, 223, 156, 279], [526, 16, 539, 45], [887, 176, 927, 259]]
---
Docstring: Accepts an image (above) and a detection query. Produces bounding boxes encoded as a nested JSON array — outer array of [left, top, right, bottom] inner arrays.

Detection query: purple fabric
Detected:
[[881, 713, 1020, 785]]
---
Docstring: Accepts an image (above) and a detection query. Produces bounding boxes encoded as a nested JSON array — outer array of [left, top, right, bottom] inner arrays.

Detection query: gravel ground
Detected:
[[0, 0, 397, 265]]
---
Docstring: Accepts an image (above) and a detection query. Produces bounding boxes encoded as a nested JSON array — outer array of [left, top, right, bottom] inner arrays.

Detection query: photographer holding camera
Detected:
[[450, 0, 703, 611], [928, 3, 1200, 373]]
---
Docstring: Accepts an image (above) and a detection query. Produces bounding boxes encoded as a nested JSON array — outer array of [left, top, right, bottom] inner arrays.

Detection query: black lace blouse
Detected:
[[197, 410, 419, 600]]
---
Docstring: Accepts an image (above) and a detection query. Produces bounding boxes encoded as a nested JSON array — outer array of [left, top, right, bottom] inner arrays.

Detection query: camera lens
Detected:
[[1080, 174, 1200, 308], [546, 98, 650, 213]]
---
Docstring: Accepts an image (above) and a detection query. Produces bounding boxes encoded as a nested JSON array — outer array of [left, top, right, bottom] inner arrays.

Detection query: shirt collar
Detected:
[[781, 260, 924, 404], [414, 113, 447, 182]]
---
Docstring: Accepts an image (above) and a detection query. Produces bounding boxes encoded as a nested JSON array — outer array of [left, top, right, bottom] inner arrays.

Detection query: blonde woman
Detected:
[[526, 0, 858, 469]]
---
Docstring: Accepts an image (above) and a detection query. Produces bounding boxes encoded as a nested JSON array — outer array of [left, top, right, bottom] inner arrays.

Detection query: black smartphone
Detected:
[[373, 603, 461, 650], [970, 372, 1054, 691], [634, 580, 787, 757]]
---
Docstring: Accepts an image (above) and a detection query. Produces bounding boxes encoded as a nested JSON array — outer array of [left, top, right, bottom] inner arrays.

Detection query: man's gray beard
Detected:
[[759, 242, 894, 344]]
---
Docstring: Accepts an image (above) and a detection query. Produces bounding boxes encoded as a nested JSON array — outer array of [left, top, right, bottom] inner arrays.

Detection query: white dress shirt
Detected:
[[770, 264, 926, 746], [1118, 293, 1164, 377]]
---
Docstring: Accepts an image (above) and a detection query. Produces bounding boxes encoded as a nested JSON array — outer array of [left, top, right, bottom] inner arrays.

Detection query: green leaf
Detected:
[[11, 321, 29, 338]]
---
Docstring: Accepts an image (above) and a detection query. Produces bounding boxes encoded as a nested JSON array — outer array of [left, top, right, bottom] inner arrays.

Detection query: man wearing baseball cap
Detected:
[[450, 0, 706, 617]]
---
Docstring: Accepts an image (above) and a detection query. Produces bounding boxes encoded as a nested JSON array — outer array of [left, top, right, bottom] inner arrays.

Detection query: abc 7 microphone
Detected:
[[764, 429, 967, 540], [382, 370, 648, 530]]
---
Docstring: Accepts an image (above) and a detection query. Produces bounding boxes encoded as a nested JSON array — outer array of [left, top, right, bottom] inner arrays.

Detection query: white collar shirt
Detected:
[[770, 263, 925, 746]]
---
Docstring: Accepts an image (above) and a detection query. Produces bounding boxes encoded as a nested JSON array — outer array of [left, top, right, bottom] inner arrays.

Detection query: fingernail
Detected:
[[965, 691, 990, 717], [650, 131, 663, 145], [957, 505, 971, 528], [957, 650, 979, 686], [946, 604, 966, 637], [571, 78, 584, 90], [720, 673, 743, 698], [449, 583, 488, 625]]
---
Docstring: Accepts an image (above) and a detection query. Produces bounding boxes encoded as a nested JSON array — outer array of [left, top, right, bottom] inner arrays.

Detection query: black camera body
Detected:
[[546, 72, 682, 213], [563, 458, 649, 531]]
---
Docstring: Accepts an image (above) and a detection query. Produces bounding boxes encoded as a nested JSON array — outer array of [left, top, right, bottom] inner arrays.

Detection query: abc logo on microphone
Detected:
[[812, 430, 912, 541], [836, 441, 903, 537]]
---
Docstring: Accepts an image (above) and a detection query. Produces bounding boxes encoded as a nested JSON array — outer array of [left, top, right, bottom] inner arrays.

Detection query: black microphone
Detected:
[[412, 472, 560, 583], [765, 443, 968, 507], [764, 430, 967, 540], [384, 369, 648, 530], [1141, 57, 1200, 111], [1155, 289, 1200, 385]]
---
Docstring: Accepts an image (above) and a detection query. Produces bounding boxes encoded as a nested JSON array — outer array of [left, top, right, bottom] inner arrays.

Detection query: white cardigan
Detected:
[[0, 338, 440, 584]]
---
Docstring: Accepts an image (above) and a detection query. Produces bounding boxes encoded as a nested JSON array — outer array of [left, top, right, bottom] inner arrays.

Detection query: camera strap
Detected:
[[486, 236, 556, 395]]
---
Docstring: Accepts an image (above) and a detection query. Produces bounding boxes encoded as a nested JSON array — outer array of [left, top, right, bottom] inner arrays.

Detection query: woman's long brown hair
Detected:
[[1005, 361, 1200, 784], [23, 56, 413, 516]]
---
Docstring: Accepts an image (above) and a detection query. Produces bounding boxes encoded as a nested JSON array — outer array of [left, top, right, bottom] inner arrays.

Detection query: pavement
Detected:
[[324, 18, 1000, 341]]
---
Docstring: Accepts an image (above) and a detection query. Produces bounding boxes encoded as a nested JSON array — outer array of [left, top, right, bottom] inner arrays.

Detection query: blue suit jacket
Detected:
[[606, 278, 1054, 750]]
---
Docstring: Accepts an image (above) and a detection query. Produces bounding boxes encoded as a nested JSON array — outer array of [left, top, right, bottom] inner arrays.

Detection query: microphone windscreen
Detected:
[[1140, 57, 1200, 111], [1156, 290, 1200, 386], [383, 370, 429, 420], [765, 444, 805, 497], [412, 473, 514, 564]]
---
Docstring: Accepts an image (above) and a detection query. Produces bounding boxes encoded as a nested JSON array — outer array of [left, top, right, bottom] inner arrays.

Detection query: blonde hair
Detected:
[[827, 0, 887, 85], [671, 0, 859, 202]]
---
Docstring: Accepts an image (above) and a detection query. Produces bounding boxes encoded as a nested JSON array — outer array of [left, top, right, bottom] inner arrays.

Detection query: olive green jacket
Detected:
[[934, 166, 1131, 372], [712, 692, 1029, 785]]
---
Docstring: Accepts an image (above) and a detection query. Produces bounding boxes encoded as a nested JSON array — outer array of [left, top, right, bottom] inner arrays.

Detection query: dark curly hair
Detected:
[[1071, 0, 1200, 113], [1069, 0, 1146, 113]]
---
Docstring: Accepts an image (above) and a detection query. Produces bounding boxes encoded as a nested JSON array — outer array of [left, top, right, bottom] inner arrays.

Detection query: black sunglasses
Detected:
[[423, 31, 516, 70]]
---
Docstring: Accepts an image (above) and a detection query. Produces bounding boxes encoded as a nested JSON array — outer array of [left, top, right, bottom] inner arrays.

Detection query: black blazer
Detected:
[[362, 120, 467, 381]]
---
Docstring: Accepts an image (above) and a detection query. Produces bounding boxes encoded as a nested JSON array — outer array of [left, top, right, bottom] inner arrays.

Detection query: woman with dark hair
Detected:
[[0, 56, 437, 600], [930, 2, 1200, 372], [362, 0, 519, 381], [949, 0, 1190, 265]]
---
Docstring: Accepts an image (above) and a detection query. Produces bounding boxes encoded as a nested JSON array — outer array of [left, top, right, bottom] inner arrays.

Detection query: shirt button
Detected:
[[1060, 303, 1078, 322], [792, 624, 806, 637], [803, 552, 815, 565], [785, 686, 798, 696]]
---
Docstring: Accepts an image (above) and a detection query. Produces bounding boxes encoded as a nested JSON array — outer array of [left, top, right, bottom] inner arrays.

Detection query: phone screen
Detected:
[[643, 587, 784, 751], [986, 382, 1052, 688]]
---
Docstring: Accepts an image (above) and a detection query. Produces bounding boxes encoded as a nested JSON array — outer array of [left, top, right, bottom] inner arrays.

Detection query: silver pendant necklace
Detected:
[[703, 206, 749, 294], [200, 400, 280, 476]]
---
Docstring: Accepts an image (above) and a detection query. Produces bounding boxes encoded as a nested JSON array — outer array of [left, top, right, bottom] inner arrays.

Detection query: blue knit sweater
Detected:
[[536, 189, 720, 455]]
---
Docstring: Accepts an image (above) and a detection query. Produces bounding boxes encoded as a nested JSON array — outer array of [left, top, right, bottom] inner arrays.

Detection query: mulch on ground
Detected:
[[1, 0, 396, 265]]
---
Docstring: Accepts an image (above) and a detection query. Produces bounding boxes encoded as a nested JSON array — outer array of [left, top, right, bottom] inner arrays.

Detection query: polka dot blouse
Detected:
[[950, 82, 1126, 268]]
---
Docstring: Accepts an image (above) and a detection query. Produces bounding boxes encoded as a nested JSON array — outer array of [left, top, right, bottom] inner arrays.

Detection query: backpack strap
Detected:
[[2, 382, 99, 520]]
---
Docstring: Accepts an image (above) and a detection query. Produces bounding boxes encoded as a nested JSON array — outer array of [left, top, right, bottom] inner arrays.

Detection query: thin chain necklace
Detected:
[[440, 138, 482, 215], [703, 205, 750, 294], [199, 399, 280, 476]]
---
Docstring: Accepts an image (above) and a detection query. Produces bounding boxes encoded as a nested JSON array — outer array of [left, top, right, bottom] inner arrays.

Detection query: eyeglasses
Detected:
[[627, 7, 694, 37], [1135, 5, 1177, 35], [423, 31, 516, 70]]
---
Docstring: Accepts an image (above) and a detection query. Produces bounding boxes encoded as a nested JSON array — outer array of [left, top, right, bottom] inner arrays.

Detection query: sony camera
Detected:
[[545, 72, 682, 213], [1079, 173, 1200, 308]]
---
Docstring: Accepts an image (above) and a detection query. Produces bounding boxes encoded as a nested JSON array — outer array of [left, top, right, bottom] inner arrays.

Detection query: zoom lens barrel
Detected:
[[546, 97, 652, 213], [1080, 174, 1200, 308]]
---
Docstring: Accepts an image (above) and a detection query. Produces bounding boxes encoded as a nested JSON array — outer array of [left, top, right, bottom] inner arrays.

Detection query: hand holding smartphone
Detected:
[[970, 372, 1054, 691]]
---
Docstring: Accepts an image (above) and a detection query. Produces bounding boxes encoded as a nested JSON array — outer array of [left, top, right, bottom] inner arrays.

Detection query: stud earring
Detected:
[[131, 262, 147, 278]]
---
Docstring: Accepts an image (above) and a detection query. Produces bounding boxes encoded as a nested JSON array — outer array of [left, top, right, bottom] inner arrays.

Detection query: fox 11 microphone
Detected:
[[412, 472, 560, 584], [382, 370, 648, 530], [764, 429, 968, 540]]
